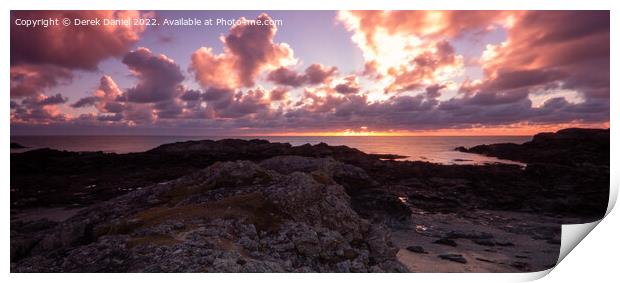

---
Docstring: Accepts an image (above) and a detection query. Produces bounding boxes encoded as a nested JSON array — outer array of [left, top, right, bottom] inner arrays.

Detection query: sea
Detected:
[[10, 135, 531, 166]]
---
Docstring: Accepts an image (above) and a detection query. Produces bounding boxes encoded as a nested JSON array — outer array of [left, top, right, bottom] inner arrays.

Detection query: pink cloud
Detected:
[[190, 13, 296, 89], [10, 64, 73, 98]]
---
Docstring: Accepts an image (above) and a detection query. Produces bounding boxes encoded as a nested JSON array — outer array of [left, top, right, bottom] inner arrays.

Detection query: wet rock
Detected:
[[475, 257, 496, 263], [438, 254, 467, 264], [446, 230, 493, 240], [472, 239, 496, 247], [350, 190, 411, 227], [433, 238, 458, 247], [495, 241, 515, 247], [510, 261, 531, 271], [405, 246, 427, 254]]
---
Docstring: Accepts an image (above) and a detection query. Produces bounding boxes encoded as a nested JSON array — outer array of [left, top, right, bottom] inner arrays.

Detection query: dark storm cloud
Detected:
[[11, 10, 148, 70], [122, 47, 185, 103]]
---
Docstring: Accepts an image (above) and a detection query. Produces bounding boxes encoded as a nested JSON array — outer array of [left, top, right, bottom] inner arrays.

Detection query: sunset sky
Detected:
[[10, 11, 610, 136]]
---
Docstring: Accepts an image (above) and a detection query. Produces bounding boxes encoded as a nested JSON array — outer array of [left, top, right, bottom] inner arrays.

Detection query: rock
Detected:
[[366, 225, 399, 263], [433, 238, 458, 247], [454, 146, 467, 152], [10, 129, 609, 272], [475, 257, 496, 263], [350, 190, 411, 227], [11, 142, 26, 149], [438, 254, 467, 264], [405, 246, 427, 254], [510, 261, 531, 271], [456, 128, 609, 167], [11, 159, 406, 273], [472, 239, 496, 247], [446, 230, 493, 240]]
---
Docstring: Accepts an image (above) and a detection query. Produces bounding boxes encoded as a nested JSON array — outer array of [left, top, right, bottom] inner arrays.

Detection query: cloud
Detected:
[[333, 75, 361, 94], [477, 11, 609, 102], [424, 84, 447, 98], [267, 63, 338, 87], [122, 47, 185, 103], [71, 75, 125, 113], [337, 11, 470, 94], [36, 93, 68, 105], [71, 96, 99, 108], [10, 64, 73, 98], [385, 40, 462, 93], [10, 11, 609, 134], [181, 87, 274, 119], [11, 94, 69, 124], [180, 89, 202, 101], [190, 13, 296, 89], [97, 113, 124, 122], [11, 10, 149, 70], [21, 93, 68, 107], [266, 67, 306, 87], [304, 64, 339, 85], [10, 10, 150, 104], [269, 87, 289, 101]]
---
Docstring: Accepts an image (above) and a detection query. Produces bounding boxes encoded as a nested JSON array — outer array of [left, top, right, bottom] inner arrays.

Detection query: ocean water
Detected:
[[10, 135, 531, 165]]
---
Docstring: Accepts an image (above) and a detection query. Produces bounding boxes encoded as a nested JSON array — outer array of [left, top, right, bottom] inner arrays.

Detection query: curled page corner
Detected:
[[522, 219, 604, 281], [553, 175, 617, 269], [557, 221, 601, 264]]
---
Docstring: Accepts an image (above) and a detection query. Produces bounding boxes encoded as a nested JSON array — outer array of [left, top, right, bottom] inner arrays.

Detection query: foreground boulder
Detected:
[[11, 159, 406, 272]]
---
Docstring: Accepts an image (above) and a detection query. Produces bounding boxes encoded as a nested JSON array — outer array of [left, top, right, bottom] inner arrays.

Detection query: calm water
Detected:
[[10, 135, 531, 165]]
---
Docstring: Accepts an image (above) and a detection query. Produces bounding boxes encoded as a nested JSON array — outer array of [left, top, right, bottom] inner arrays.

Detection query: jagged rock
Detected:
[[10, 128, 610, 272], [11, 159, 406, 273], [350, 190, 411, 227]]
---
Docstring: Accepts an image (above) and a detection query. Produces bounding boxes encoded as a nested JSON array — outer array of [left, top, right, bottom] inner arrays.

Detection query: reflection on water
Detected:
[[10, 135, 530, 165]]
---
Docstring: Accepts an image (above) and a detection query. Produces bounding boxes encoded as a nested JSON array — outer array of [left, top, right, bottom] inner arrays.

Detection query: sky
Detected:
[[10, 10, 610, 136]]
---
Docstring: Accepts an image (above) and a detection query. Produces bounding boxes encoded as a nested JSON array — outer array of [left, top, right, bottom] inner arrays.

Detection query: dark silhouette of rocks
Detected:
[[9, 128, 610, 272], [11, 142, 26, 149], [455, 128, 609, 166]]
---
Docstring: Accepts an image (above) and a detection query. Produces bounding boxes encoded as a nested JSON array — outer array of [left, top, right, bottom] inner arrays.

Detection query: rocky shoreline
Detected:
[[10, 128, 609, 272]]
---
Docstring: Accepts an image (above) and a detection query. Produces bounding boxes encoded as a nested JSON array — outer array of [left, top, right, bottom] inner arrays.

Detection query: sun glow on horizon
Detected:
[[250, 122, 610, 137]]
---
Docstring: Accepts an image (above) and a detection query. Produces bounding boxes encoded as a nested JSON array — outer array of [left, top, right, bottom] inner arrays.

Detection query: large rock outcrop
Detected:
[[11, 159, 406, 272]]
